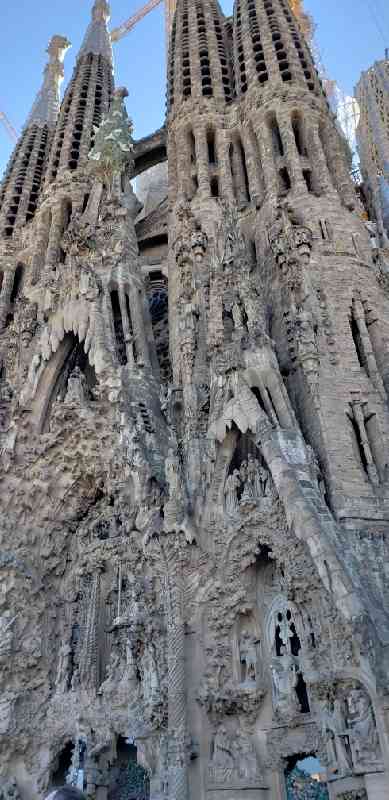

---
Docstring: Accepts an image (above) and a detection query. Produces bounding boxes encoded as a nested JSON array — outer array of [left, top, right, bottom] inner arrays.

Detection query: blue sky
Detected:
[[0, 0, 388, 175]]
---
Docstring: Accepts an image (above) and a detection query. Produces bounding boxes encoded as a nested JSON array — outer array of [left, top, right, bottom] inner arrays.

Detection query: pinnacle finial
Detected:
[[26, 35, 71, 129], [88, 86, 134, 191], [78, 0, 112, 62], [92, 0, 111, 23]]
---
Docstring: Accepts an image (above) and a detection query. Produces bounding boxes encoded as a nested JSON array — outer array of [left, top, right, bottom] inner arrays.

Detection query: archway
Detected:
[[107, 737, 149, 800], [285, 754, 328, 800], [49, 741, 74, 788], [32, 332, 97, 432]]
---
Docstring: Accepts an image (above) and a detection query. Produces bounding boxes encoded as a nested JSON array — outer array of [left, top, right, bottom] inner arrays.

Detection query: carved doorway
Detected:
[[285, 754, 329, 800], [49, 741, 74, 788], [107, 737, 149, 800]]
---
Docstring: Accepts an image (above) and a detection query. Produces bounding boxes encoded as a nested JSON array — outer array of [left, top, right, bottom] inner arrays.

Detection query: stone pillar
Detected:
[[0, 269, 15, 330], [240, 125, 264, 206], [230, 137, 249, 206], [161, 531, 188, 800], [252, 118, 279, 200], [46, 202, 64, 266], [365, 771, 389, 800], [194, 127, 210, 199], [307, 121, 337, 196], [277, 110, 305, 194], [216, 132, 234, 205], [128, 286, 151, 369], [118, 286, 135, 367]]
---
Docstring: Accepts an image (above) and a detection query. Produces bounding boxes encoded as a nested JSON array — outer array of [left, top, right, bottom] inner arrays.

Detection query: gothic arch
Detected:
[[30, 332, 97, 432]]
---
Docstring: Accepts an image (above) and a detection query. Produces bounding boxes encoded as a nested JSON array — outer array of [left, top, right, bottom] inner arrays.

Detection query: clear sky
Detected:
[[0, 0, 389, 175]]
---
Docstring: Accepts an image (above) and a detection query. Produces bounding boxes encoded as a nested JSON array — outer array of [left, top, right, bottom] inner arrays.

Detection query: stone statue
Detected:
[[64, 366, 87, 404], [0, 611, 17, 656], [142, 644, 159, 702], [321, 695, 352, 776], [165, 447, 181, 496], [270, 655, 300, 720], [55, 639, 72, 692], [245, 455, 257, 499], [257, 461, 269, 497], [346, 687, 381, 768], [239, 628, 258, 683], [224, 470, 240, 514]]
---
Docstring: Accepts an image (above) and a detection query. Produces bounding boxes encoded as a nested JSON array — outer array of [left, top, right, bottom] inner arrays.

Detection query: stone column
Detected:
[[46, 202, 64, 266], [307, 121, 337, 196], [230, 138, 249, 206], [365, 771, 389, 800], [194, 127, 210, 199], [0, 269, 15, 330], [128, 286, 151, 369], [251, 117, 279, 200], [277, 110, 305, 194], [160, 531, 188, 800], [118, 286, 135, 367], [216, 133, 234, 205], [240, 125, 264, 206]]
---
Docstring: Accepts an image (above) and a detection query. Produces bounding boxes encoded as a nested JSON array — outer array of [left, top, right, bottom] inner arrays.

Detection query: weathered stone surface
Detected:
[[1, 2, 389, 800]]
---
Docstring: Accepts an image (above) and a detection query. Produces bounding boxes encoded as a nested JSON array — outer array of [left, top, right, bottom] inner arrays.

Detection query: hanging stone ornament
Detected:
[[88, 86, 134, 196]]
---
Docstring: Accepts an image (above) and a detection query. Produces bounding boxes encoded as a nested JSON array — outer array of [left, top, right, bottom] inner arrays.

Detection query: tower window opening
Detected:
[[207, 130, 216, 164], [10, 264, 24, 304], [279, 167, 291, 194], [350, 313, 365, 368], [303, 169, 313, 193], [292, 114, 304, 155], [349, 413, 369, 475], [240, 140, 251, 203], [269, 116, 284, 157], [111, 290, 127, 366], [210, 176, 219, 197]]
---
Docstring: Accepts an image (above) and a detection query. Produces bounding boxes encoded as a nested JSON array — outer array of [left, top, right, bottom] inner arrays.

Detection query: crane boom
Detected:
[[0, 111, 18, 142], [110, 0, 163, 43]]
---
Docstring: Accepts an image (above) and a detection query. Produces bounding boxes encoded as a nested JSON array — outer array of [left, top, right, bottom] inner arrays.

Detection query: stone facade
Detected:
[[355, 57, 389, 243], [1, 2, 389, 800]]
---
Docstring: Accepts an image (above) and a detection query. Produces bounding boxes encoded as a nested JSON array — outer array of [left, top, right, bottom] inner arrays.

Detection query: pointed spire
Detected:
[[79, 0, 113, 63], [26, 36, 71, 129]]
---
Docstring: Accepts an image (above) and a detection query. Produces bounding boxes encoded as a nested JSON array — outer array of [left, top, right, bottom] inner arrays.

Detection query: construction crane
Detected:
[[0, 110, 18, 143], [110, 0, 163, 43]]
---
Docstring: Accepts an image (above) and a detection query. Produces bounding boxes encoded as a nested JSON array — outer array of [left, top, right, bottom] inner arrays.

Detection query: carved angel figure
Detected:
[[224, 470, 240, 515], [239, 628, 258, 683]]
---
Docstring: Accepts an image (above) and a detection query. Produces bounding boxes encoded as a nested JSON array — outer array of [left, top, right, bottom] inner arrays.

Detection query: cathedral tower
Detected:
[[0, 36, 70, 240], [1, 1, 389, 799]]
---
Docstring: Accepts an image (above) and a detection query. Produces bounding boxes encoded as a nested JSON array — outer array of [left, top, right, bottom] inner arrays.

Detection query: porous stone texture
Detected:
[[355, 58, 389, 243], [1, 2, 389, 800]]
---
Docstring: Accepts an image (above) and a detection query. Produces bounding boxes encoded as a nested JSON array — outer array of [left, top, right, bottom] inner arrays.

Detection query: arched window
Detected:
[[10, 263, 24, 304], [147, 271, 172, 383]]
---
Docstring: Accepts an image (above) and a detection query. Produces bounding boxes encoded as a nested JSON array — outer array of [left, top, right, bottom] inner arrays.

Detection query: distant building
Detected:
[[356, 54, 389, 238]]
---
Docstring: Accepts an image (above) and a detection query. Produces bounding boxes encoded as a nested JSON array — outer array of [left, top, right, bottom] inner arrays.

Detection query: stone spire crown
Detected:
[[26, 35, 71, 129], [79, 0, 113, 63]]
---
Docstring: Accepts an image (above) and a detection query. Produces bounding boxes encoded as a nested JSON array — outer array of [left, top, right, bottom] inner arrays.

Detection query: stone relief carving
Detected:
[[208, 724, 263, 787], [320, 683, 383, 778]]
